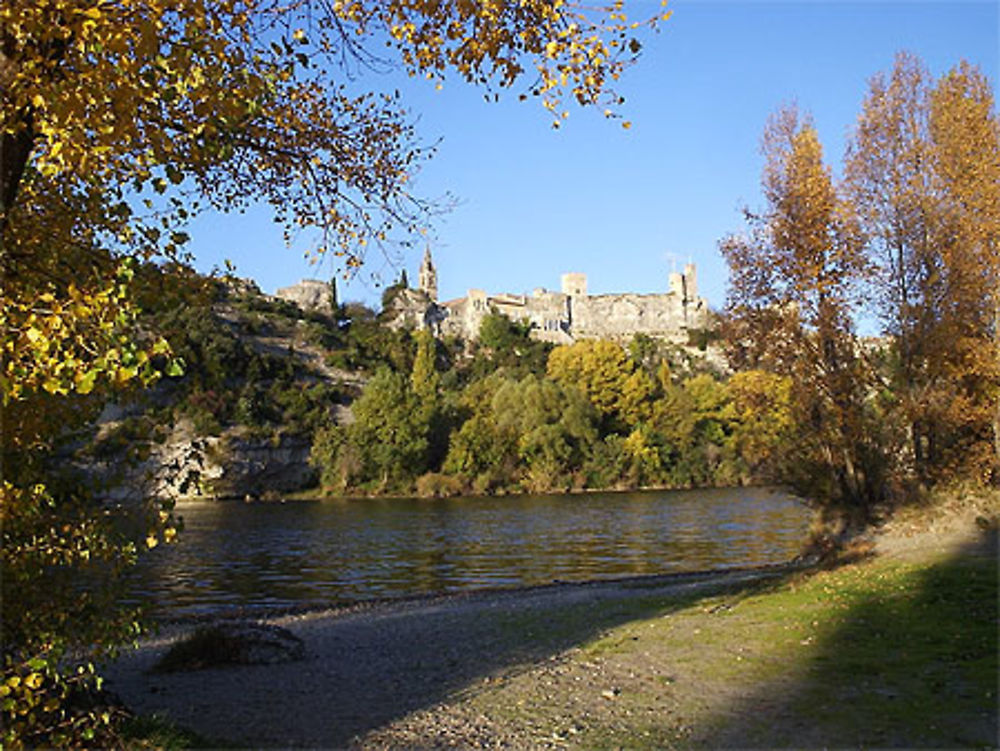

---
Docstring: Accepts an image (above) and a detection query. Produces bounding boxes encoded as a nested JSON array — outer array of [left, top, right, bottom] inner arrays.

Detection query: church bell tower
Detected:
[[418, 247, 438, 302]]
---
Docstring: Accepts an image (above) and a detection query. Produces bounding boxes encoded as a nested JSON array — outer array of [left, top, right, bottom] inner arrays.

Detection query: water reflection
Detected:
[[129, 487, 811, 618]]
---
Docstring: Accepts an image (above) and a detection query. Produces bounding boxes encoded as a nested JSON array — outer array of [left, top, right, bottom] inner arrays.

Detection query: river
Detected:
[[129, 486, 812, 618]]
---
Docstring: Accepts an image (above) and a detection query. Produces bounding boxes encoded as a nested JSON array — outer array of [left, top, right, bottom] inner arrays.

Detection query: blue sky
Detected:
[[185, 1, 999, 312]]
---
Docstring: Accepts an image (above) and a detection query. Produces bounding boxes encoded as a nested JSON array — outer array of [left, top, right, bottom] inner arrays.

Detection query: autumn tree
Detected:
[[930, 63, 1000, 479], [547, 338, 655, 428], [1, 1, 670, 745], [727, 369, 795, 480], [844, 53, 1000, 483], [721, 106, 876, 506]]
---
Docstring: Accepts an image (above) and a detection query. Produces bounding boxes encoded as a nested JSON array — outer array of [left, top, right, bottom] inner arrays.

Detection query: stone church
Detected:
[[385, 248, 711, 344]]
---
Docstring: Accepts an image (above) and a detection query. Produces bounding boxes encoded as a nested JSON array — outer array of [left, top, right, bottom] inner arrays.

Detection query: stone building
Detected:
[[386, 250, 711, 345], [274, 279, 334, 315], [418, 247, 438, 302]]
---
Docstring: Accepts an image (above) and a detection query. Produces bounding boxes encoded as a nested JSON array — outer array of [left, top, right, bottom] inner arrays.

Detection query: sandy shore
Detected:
[[105, 496, 997, 749], [104, 566, 793, 748]]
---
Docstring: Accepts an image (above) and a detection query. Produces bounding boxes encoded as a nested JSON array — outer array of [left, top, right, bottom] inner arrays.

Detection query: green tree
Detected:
[[442, 375, 520, 489], [346, 367, 430, 489], [315, 333, 447, 492], [471, 312, 551, 377], [493, 375, 599, 492], [410, 328, 440, 400], [627, 332, 669, 376], [410, 328, 449, 469], [444, 373, 599, 492], [479, 312, 524, 352]]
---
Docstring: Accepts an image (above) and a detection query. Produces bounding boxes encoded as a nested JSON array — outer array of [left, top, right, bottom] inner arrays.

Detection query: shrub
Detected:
[[153, 623, 305, 673], [415, 472, 466, 498]]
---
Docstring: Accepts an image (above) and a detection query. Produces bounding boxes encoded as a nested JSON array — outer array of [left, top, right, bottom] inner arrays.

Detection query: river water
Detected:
[[130, 487, 812, 618]]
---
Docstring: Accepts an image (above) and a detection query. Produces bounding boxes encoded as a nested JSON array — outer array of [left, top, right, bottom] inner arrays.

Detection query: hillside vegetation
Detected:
[[80, 270, 780, 500]]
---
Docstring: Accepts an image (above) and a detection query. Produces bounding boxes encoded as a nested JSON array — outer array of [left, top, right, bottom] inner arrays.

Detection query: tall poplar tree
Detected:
[[927, 61, 1000, 479], [721, 107, 872, 505], [845, 53, 1000, 483]]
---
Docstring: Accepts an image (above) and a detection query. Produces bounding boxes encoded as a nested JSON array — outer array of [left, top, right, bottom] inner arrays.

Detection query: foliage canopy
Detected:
[[1, 1, 669, 745]]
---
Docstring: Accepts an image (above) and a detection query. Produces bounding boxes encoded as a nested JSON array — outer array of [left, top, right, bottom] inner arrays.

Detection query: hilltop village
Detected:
[[278, 249, 713, 344]]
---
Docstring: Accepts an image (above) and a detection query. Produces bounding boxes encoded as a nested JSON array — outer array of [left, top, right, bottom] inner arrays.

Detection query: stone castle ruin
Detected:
[[385, 248, 711, 344], [274, 278, 334, 315]]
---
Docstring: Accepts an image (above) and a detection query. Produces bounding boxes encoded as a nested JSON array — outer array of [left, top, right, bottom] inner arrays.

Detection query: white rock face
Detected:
[[80, 419, 317, 503]]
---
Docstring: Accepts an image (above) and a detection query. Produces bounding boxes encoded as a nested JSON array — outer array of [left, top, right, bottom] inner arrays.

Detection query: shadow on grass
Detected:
[[696, 527, 999, 749], [106, 568, 790, 748]]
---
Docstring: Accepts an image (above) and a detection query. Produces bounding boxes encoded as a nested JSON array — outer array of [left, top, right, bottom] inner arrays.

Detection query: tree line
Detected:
[[310, 320, 793, 497], [722, 53, 999, 509]]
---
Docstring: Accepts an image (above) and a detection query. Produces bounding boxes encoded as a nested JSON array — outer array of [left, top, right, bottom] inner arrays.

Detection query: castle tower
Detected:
[[668, 262, 699, 325], [560, 272, 587, 297], [668, 270, 685, 298], [418, 247, 437, 302], [668, 263, 697, 305], [683, 262, 697, 303]]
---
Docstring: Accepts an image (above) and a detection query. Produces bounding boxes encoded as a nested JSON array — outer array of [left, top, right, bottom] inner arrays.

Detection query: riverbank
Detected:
[[111, 491, 998, 749]]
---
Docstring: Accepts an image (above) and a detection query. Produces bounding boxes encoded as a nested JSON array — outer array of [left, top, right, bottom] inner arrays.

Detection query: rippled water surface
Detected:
[[130, 487, 811, 617]]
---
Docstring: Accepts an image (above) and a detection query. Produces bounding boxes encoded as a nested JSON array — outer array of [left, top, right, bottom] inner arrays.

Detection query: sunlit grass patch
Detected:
[[565, 528, 997, 748]]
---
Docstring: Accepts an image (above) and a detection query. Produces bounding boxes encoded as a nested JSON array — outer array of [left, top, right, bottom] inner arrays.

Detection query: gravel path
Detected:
[[103, 567, 791, 748]]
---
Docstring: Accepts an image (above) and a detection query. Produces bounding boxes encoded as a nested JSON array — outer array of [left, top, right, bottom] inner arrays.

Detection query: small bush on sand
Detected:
[[153, 623, 304, 672]]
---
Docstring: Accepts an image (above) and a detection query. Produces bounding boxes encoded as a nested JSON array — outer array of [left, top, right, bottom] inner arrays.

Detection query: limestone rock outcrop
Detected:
[[78, 418, 318, 503], [211, 432, 317, 499]]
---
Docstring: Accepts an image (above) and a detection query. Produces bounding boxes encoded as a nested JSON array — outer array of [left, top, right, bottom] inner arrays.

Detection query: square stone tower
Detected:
[[669, 263, 698, 305], [683, 262, 697, 302], [560, 272, 587, 297]]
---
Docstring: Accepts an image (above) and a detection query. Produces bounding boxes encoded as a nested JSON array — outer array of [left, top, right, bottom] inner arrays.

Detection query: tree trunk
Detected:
[[1, 122, 35, 240], [994, 291, 1000, 474]]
